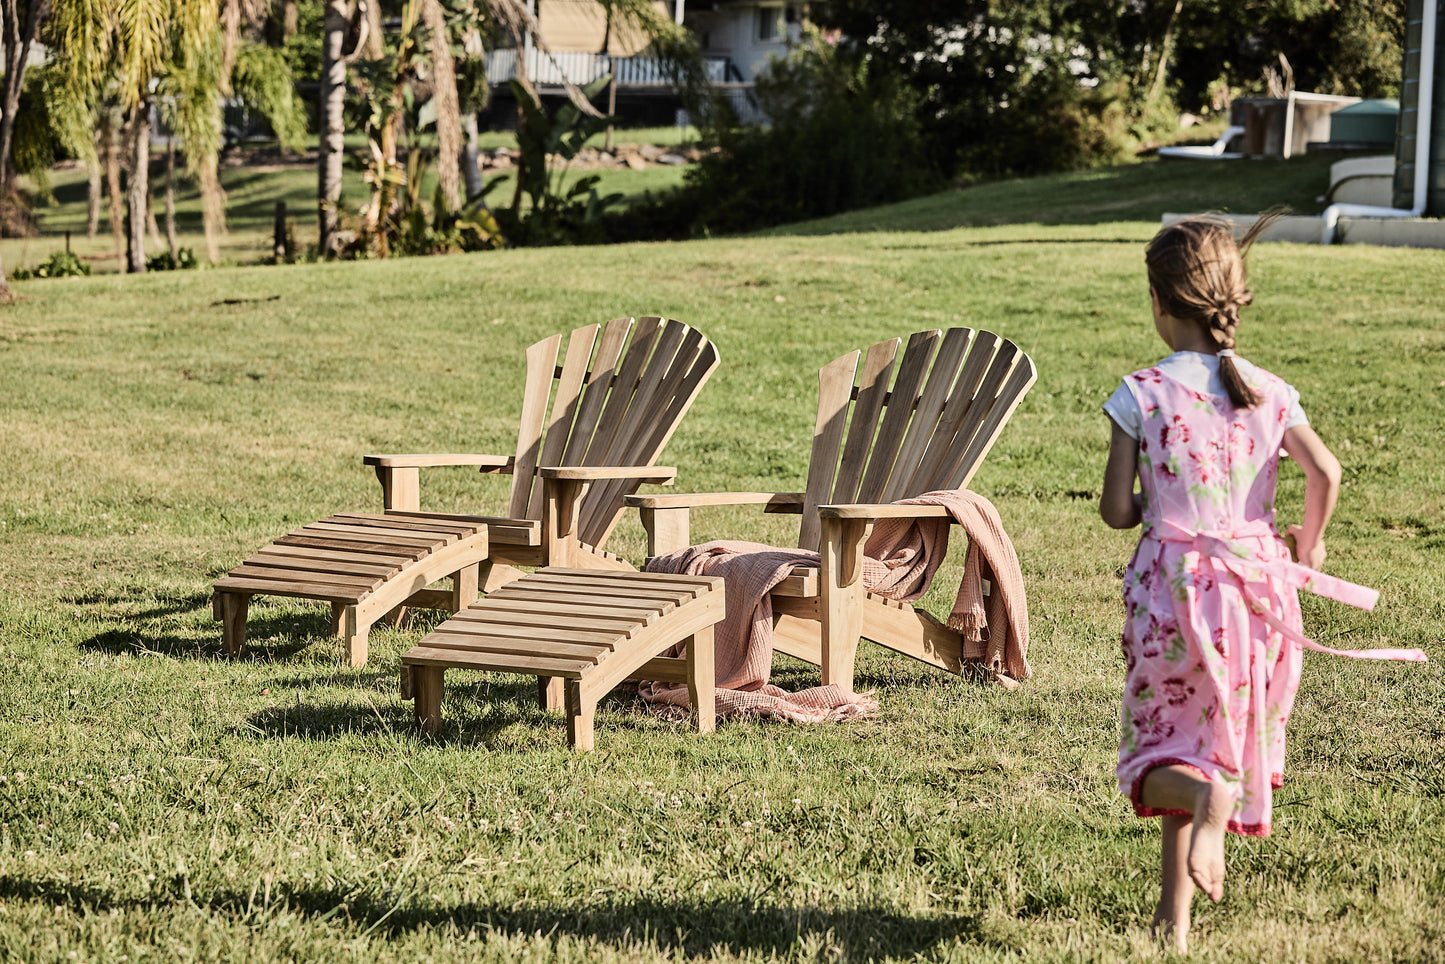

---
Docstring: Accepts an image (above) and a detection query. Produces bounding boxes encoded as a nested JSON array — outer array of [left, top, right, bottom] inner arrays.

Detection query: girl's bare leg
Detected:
[[1154, 815, 1194, 952], [1141, 765, 1232, 903]]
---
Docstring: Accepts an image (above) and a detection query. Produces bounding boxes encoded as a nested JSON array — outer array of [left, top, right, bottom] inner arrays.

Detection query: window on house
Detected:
[[756, 5, 783, 42]]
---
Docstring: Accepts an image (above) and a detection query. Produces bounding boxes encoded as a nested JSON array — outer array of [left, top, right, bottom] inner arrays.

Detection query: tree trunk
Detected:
[[461, 111, 482, 200], [125, 101, 151, 274], [266, 0, 298, 44], [105, 125, 125, 261], [86, 158, 101, 238], [145, 170, 162, 248], [0, 0, 52, 211], [1146, 0, 1185, 104], [199, 162, 225, 264], [602, 4, 614, 152], [318, 0, 350, 255], [318, 0, 374, 255], [164, 137, 178, 260], [421, 0, 462, 210]]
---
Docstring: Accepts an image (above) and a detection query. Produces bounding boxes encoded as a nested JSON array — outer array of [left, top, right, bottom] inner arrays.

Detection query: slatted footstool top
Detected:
[[213, 512, 489, 666], [401, 567, 725, 750]]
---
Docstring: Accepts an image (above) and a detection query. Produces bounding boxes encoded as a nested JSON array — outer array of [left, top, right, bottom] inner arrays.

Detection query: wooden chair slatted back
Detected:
[[798, 349, 865, 552], [796, 328, 1036, 552], [877, 327, 978, 504], [556, 317, 637, 469], [532, 321, 604, 484], [510, 317, 720, 548], [829, 337, 901, 505], [902, 330, 1002, 497], [580, 325, 718, 547], [853, 330, 942, 505], [509, 333, 567, 519]]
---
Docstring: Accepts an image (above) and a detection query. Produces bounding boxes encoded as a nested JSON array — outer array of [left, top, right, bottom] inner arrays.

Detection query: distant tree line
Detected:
[[810, 0, 1403, 179], [0, 0, 1407, 278], [601, 0, 1403, 240]]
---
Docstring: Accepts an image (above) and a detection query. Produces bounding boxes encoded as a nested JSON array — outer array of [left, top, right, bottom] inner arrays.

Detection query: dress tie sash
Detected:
[[1145, 519, 1427, 663]]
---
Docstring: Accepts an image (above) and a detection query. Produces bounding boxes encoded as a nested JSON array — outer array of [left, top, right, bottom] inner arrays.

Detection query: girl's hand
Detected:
[[1285, 524, 1326, 569]]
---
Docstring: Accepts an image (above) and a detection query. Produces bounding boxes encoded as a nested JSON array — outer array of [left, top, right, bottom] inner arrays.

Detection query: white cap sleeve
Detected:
[[1103, 379, 1142, 440], [1283, 382, 1308, 431]]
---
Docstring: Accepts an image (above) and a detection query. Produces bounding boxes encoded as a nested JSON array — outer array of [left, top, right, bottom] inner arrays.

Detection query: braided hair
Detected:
[[1144, 215, 1278, 409]]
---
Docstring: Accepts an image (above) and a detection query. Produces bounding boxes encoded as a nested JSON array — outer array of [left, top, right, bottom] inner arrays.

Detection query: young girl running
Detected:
[[1099, 216, 1426, 953]]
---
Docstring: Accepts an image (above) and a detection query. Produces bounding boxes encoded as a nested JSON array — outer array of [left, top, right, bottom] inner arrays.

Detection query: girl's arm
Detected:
[[1281, 424, 1341, 570], [1101, 419, 1142, 529]]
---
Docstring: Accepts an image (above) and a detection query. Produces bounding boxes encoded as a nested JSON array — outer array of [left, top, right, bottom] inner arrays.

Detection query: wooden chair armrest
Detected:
[[364, 454, 515, 512], [625, 491, 804, 510], [818, 503, 955, 521], [538, 465, 676, 484], [363, 453, 515, 471]]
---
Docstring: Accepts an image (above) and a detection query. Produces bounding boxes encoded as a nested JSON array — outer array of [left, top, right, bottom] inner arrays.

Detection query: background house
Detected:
[[484, 0, 808, 125]]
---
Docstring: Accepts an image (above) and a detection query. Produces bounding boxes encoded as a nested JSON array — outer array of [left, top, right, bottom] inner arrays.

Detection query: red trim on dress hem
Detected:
[[1127, 758, 1273, 836]]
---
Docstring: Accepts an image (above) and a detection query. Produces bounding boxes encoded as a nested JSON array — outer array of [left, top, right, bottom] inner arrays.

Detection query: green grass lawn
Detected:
[[0, 158, 1442, 962]]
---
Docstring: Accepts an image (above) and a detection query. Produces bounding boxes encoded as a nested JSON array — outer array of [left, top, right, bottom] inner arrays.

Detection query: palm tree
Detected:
[[47, 0, 218, 272], [317, 0, 704, 254], [43, 0, 305, 269], [1, 0, 52, 242]]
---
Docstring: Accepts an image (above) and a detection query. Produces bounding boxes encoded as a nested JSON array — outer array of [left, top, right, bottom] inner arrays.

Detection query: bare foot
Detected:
[[1187, 782, 1232, 902], [1151, 911, 1189, 954]]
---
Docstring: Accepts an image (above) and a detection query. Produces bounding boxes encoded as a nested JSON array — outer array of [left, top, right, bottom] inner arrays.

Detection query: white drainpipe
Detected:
[[1322, 1, 1437, 243]]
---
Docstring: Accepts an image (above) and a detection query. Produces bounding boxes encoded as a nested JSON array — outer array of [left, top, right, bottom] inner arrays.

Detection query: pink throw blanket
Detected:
[[639, 490, 1029, 723]]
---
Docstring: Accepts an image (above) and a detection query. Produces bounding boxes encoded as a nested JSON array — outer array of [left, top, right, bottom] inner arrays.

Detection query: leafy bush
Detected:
[[680, 35, 938, 234], [493, 79, 624, 247], [10, 251, 91, 280], [145, 248, 200, 272], [606, 35, 938, 240]]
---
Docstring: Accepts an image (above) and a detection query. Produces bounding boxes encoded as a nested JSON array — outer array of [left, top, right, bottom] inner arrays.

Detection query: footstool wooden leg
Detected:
[[451, 563, 480, 610], [412, 665, 445, 734], [565, 680, 596, 751], [338, 606, 369, 668], [686, 625, 716, 735], [218, 592, 250, 657], [538, 676, 565, 712]]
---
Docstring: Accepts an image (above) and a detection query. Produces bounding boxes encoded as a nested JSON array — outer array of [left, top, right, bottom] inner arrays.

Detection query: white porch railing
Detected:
[[486, 48, 730, 88]]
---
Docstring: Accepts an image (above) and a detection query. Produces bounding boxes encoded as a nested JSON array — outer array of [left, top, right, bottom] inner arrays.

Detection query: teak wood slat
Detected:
[[401, 568, 725, 750], [629, 328, 1036, 692], [213, 515, 488, 667], [218, 317, 718, 667]]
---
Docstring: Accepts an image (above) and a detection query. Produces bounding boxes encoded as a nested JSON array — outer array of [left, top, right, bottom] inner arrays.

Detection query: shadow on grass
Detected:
[[78, 607, 333, 662], [64, 588, 213, 622], [241, 679, 736, 748], [0, 875, 989, 958]]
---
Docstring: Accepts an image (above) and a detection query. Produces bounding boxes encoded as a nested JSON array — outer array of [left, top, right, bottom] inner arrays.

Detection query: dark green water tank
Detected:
[[1331, 99, 1399, 144], [1393, 0, 1445, 214]]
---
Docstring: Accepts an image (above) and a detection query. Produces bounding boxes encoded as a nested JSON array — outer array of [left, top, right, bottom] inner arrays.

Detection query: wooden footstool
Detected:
[[214, 513, 489, 667], [399, 567, 725, 750]]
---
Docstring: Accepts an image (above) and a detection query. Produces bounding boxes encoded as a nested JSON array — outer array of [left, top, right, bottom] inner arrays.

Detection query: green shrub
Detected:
[[10, 250, 91, 280], [609, 34, 939, 239], [145, 248, 201, 272]]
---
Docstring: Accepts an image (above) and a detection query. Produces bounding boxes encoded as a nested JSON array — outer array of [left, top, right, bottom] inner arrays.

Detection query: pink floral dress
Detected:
[[1115, 365, 1425, 836]]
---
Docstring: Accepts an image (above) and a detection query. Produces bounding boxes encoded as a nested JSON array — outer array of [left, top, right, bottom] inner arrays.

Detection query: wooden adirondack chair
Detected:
[[216, 316, 718, 665], [365, 314, 720, 596], [628, 327, 1036, 690]]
